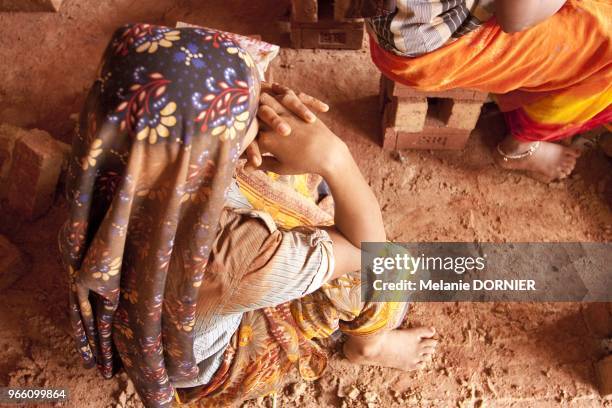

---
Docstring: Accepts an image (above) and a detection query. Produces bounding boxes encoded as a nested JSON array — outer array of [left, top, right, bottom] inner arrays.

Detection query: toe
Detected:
[[414, 327, 436, 338], [562, 155, 577, 166], [420, 347, 436, 356], [421, 339, 438, 348], [570, 147, 582, 157]]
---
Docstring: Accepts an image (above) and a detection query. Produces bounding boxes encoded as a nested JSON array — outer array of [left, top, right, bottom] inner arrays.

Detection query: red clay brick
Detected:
[[391, 96, 428, 132], [290, 20, 364, 49], [0, 235, 28, 291], [334, 0, 357, 21], [395, 116, 472, 150], [437, 98, 484, 130], [380, 74, 488, 102], [0, 124, 18, 184], [291, 0, 318, 23], [6, 128, 67, 220], [381, 104, 397, 150]]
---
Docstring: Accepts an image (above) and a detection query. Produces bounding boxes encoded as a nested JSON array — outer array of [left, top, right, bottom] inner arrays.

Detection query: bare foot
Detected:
[[343, 327, 437, 371], [494, 136, 581, 182]]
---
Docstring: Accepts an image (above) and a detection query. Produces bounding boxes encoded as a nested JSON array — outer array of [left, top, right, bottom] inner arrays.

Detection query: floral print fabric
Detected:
[[58, 23, 260, 408]]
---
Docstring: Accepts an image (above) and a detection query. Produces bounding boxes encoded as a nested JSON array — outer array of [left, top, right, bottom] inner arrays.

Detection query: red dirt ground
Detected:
[[0, 1, 611, 407]]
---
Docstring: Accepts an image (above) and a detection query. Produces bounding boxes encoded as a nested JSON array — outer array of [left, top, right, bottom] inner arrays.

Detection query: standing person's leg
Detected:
[[494, 88, 612, 181], [369, 0, 611, 181]]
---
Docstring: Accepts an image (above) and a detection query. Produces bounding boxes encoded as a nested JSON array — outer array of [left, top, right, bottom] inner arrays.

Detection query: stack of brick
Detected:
[[380, 75, 488, 150], [289, 0, 364, 49], [0, 124, 70, 220], [0, 0, 64, 12]]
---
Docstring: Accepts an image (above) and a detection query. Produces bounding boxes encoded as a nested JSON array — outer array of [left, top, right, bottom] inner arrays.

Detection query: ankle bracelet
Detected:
[[496, 141, 540, 162]]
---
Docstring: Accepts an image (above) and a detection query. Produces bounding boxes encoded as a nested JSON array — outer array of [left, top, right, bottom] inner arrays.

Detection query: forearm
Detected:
[[495, 0, 566, 33], [322, 144, 386, 248]]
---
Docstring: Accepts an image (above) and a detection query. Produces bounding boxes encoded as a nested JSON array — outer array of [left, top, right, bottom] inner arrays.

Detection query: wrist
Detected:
[[319, 141, 354, 180]]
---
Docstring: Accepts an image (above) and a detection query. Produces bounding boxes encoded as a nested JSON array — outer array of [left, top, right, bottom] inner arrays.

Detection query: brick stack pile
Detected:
[[0, 124, 70, 220], [0, 0, 64, 12], [380, 75, 488, 150], [0, 123, 70, 291], [289, 0, 364, 49]]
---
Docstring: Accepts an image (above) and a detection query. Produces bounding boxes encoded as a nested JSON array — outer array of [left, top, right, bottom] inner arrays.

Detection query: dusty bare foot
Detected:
[[343, 327, 437, 371], [494, 135, 581, 182]]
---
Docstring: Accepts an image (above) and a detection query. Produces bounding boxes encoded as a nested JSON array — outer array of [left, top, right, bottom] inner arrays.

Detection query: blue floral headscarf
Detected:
[[59, 23, 260, 407]]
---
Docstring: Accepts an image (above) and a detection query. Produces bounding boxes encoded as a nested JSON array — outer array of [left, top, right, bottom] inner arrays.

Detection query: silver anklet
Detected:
[[496, 141, 541, 162]]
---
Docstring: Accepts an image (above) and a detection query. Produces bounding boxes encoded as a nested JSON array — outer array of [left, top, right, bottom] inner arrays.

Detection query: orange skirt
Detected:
[[369, 0, 611, 141]]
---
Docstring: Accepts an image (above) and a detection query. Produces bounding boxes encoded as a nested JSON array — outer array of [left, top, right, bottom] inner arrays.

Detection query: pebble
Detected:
[[364, 391, 379, 403], [288, 381, 307, 398], [392, 150, 407, 164], [118, 391, 127, 407], [125, 379, 135, 396], [346, 385, 360, 400]]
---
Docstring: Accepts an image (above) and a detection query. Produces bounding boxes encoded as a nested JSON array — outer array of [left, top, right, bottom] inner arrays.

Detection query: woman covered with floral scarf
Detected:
[[59, 23, 437, 407]]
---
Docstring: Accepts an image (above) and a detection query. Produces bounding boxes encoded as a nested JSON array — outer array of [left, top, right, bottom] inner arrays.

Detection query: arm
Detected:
[[495, 0, 566, 33], [255, 100, 386, 280]]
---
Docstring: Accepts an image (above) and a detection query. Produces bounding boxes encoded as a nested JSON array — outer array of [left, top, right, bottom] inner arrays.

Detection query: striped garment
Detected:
[[367, 0, 495, 57], [173, 180, 334, 388]]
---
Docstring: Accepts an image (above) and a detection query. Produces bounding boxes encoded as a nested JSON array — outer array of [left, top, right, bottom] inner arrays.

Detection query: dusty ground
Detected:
[[1, 1, 611, 407]]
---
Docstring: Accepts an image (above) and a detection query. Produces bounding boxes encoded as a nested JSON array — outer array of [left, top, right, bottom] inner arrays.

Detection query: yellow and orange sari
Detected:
[[369, 0, 611, 142]]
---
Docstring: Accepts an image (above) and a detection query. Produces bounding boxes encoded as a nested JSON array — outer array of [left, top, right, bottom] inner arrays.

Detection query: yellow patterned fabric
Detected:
[[236, 166, 334, 229], [176, 171, 406, 407]]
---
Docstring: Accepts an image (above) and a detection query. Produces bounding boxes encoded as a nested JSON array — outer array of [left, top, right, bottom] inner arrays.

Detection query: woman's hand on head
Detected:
[[244, 82, 330, 171], [259, 82, 329, 135], [252, 96, 349, 177]]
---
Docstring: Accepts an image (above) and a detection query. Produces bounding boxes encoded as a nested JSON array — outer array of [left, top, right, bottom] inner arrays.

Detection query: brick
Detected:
[[290, 20, 364, 49], [597, 355, 612, 399], [334, 0, 359, 21], [0, 124, 29, 198], [0, 0, 63, 12], [390, 96, 428, 132], [378, 74, 388, 112], [380, 74, 488, 102], [291, 0, 318, 23], [395, 116, 472, 150], [437, 98, 483, 130], [0, 235, 28, 291], [6, 129, 67, 220], [0, 124, 19, 184]]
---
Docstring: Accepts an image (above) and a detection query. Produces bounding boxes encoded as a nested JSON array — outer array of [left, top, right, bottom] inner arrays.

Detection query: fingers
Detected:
[[269, 83, 329, 112], [415, 327, 436, 338], [260, 92, 285, 112], [257, 104, 291, 136], [420, 347, 436, 356], [279, 91, 317, 123], [263, 82, 329, 120], [421, 339, 438, 348], [244, 141, 262, 170], [297, 91, 329, 113]]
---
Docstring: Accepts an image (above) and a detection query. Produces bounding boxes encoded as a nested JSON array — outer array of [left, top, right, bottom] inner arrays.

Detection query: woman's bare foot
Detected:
[[494, 136, 581, 182], [343, 327, 437, 371]]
